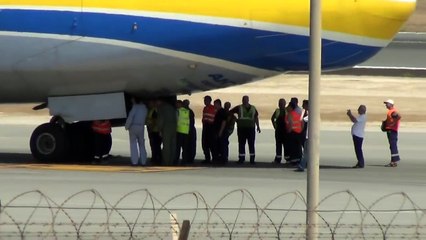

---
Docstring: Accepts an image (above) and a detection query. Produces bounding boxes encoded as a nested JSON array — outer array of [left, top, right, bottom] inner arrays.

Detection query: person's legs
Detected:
[[212, 133, 220, 164], [202, 126, 211, 162], [175, 133, 184, 165], [283, 134, 291, 161], [188, 128, 197, 163], [181, 134, 190, 164], [162, 127, 176, 166], [129, 130, 139, 165], [237, 128, 246, 163], [223, 134, 229, 163], [294, 133, 303, 161], [247, 128, 256, 163], [388, 131, 400, 162], [352, 135, 364, 167], [286, 133, 294, 160], [136, 128, 147, 165], [208, 127, 216, 160], [274, 131, 282, 163], [219, 134, 229, 163], [93, 133, 102, 163], [297, 140, 308, 171], [149, 131, 162, 164]]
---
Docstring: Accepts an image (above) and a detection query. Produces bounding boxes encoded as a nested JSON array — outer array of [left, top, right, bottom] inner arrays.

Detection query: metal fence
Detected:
[[1, 189, 425, 239]]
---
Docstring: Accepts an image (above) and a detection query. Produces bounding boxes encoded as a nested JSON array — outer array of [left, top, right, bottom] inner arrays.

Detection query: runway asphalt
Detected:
[[0, 122, 425, 207], [0, 34, 425, 237], [361, 32, 426, 69]]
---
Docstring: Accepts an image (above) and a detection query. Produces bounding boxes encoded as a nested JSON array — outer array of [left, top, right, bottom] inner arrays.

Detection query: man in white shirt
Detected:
[[347, 105, 367, 168], [125, 97, 148, 166]]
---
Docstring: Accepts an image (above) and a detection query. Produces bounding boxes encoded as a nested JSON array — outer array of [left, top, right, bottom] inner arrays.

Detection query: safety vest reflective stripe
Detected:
[[385, 108, 400, 131], [92, 121, 112, 134], [238, 105, 256, 128], [286, 111, 303, 133], [177, 108, 190, 134], [202, 105, 216, 124]]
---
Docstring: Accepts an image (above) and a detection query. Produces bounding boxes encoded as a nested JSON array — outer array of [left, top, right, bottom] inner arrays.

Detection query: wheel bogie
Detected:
[[30, 123, 69, 162], [30, 121, 111, 162]]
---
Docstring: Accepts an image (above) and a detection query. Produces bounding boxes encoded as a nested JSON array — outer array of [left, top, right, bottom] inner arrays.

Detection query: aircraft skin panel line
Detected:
[[0, 0, 416, 40], [0, 9, 383, 71], [0, 31, 273, 76], [0, 34, 263, 102]]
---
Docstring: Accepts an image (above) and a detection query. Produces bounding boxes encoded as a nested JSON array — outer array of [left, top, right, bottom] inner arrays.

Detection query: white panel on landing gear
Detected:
[[48, 92, 127, 123]]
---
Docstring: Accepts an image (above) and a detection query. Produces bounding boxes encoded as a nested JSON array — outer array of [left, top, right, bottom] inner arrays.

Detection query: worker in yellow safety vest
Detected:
[[271, 98, 288, 164], [175, 100, 191, 165], [230, 95, 261, 164]]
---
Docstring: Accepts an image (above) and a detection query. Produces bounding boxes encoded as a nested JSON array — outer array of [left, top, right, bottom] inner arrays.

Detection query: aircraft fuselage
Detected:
[[0, 0, 417, 102]]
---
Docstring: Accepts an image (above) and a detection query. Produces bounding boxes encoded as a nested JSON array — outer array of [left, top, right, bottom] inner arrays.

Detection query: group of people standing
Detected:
[[270, 97, 309, 171], [201, 95, 262, 165], [272, 97, 401, 171], [92, 95, 402, 169], [123, 95, 262, 166]]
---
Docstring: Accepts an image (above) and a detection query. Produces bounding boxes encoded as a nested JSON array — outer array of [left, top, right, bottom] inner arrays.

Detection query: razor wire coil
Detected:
[[0, 189, 425, 239]]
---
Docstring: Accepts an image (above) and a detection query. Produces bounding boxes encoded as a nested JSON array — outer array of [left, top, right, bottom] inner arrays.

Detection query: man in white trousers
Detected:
[[125, 97, 148, 166]]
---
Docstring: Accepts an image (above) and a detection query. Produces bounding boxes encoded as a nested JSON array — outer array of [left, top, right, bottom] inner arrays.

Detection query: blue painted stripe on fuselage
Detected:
[[0, 9, 381, 70]]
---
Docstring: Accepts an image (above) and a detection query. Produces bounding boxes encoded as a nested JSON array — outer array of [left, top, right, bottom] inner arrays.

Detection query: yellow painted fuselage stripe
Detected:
[[0, 0, 416, 40]]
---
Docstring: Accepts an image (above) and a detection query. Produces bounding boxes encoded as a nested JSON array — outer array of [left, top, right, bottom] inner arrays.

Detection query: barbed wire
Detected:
[[0, 189, 425, 239]]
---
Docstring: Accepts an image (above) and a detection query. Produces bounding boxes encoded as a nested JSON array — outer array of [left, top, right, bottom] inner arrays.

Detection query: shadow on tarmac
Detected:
[[0, 153, 36, 164], [0, 152, 297, 169], [0, 153, 359, 170], [319, 165, 354, 169]]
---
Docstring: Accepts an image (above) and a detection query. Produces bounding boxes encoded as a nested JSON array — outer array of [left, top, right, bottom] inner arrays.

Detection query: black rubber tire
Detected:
[[30, 123, 69, 162]]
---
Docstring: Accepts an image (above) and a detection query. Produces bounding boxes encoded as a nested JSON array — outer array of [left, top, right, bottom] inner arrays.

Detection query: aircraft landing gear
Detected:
[[30, 122, 68, 161], [29, 119, 111, 162]]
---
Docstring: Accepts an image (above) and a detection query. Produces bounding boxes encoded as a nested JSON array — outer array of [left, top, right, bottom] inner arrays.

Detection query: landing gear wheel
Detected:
[[30, 123, 69, 162]]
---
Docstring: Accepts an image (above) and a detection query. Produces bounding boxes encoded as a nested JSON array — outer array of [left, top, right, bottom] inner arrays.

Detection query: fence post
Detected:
[[178, 220, 191, 240]]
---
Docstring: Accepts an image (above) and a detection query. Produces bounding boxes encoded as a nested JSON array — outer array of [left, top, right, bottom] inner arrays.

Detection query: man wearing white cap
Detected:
[[383, 99, 401, 167]]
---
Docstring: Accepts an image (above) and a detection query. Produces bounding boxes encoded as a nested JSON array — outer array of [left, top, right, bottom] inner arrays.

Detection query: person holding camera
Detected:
[[346, 105, 367, 168]]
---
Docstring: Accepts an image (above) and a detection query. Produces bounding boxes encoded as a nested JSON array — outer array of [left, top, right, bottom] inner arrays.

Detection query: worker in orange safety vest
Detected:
[[91, 119, 112, 164], [285, 101, 303, 164]]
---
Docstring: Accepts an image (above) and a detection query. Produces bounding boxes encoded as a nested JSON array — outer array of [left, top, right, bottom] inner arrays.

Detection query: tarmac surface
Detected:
[[0, 120, 425, 207], [0, 33, 426, 237]]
